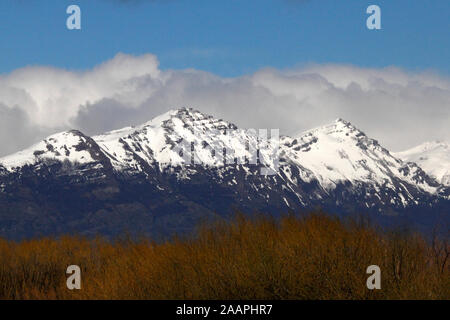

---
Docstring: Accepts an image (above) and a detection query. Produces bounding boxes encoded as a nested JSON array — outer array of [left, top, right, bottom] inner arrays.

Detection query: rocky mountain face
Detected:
[[0, 108, 448, 239]]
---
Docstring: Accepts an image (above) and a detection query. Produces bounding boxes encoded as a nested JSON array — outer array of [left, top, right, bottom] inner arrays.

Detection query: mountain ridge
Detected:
[[0, 107, 448, 239], [394, 141, 450, 186]]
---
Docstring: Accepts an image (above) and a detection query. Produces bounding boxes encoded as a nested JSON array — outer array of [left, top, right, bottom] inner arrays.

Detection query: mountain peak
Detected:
[[92, 107, 241, 170], [334, 117, 351, 125], [333, 117, 360, 131], [296, 118, 365, 141], [283, 116, 426, 192], [163, 107, 238, 131], [395, 140, 450, 186], [0, 130, 97, 170], [138, 107, 237, 131]]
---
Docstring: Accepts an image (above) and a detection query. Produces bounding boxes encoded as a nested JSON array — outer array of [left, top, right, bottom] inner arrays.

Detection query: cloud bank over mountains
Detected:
[[0, 52, 449, 157]]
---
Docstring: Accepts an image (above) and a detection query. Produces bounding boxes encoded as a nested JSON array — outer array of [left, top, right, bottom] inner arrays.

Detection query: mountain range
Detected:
[[0, 108, 448, 239]]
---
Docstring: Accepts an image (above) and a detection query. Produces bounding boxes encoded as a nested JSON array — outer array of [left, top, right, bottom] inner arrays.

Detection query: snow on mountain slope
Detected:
[[0, 107, 444, 206], [94, 108, 278, 173], [0, 108, 276, 176], [394, 141, 450, 186], [281, 119, 439, 196], [0, 130, 100, 171]]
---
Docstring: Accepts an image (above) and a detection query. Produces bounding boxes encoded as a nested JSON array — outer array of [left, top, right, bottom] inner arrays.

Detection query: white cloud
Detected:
[[0, 53, 449, 157]]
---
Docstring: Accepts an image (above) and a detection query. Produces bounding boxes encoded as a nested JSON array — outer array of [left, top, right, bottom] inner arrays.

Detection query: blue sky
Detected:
[[0, 0, 449, 76]]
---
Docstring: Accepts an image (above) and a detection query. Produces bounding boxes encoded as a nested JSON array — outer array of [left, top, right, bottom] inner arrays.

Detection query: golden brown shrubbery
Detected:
[[0, 212, 448, 300]]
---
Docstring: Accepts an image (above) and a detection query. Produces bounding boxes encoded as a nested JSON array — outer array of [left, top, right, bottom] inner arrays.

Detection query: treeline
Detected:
[[0, 212, 448, 299]]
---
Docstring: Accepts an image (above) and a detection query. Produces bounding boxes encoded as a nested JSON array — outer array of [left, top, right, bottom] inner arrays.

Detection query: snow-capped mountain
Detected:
[[0, 108, 448, 239], [281, 119, 442, 203], [394, 141, 450, 186]]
